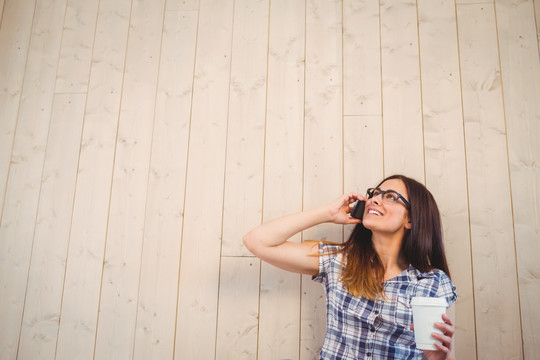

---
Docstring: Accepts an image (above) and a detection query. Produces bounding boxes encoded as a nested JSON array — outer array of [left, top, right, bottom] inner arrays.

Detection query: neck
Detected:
[[372, 232, 408, 280]]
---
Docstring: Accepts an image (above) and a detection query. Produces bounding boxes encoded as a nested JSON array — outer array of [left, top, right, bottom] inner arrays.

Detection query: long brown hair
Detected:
[[339, 175, 451, 300]]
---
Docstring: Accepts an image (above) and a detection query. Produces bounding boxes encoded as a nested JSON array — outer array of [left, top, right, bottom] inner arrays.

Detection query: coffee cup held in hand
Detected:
[[410, 297, 447, 350]]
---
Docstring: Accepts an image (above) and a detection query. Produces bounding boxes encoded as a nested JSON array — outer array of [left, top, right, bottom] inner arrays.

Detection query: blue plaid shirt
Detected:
[[313, 243, 457, 360]]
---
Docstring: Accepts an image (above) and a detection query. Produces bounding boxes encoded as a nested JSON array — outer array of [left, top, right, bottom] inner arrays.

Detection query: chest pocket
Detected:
[[328, 285, 365, 326], [381, 292, 416, 346], [394, 294, 413, 328]]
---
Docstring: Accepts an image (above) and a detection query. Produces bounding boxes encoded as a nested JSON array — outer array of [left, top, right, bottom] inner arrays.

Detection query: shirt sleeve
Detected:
[[436, 271, 458, 307], [312, 242, 341, 284]]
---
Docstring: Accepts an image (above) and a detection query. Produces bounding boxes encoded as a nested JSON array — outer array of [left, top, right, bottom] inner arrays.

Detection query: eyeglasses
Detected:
[[366, 187, 411, 209]]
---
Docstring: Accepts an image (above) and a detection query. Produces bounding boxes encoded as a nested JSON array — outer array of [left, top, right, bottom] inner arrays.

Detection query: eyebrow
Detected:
[[378, 187, 399, 193]]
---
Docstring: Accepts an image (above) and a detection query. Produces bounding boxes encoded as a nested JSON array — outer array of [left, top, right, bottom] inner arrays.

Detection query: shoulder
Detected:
[[319, 242, 342, 254], [407, 266, 458, 305], [407, 266, 449, 282], [313, 242, 343, 283], [318, 242, 344, 266]]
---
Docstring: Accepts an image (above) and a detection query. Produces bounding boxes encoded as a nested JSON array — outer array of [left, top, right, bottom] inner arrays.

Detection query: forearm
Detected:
[[243, 205, 332, 252]]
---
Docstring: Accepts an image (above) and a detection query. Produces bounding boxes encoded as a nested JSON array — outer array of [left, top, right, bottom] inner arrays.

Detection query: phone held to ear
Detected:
[[350, 200, 365, 220]]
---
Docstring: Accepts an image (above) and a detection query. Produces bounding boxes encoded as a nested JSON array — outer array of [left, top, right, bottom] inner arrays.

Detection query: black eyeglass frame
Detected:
[[366, 187, 411, 209]]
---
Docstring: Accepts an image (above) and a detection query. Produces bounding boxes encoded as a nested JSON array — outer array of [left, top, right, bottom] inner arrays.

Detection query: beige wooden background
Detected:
[[1, 0, 539, 359]]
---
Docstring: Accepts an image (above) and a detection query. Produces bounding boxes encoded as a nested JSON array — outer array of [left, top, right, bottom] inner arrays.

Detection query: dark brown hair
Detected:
[[339, 174, 451, 299]]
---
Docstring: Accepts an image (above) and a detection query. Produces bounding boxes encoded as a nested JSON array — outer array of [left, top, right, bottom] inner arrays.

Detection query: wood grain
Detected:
[[457, 4, 523, 358], [221, 0, 269, 257], [215, 257, 260, 359], [257, 0, 305, 358], [343, 0, 381, 116], [0, 0, 35, 216], [93, 0, 166, 358], [496, 0, 540, 357], [55, 0, 132, 358], [0, 0, 67, 357], [174, 0, 235, 358], [18, 94, 86, 360], [55, 0, 99, 93], [133, 9, 197, 360], [380, 0, 424, 180]]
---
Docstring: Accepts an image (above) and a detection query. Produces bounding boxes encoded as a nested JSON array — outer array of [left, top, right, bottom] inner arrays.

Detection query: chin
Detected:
[[361, 219, 375, 230]]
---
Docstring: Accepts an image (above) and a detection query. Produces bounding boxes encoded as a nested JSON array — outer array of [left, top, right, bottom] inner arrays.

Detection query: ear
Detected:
[[405, 216, 412, 230]]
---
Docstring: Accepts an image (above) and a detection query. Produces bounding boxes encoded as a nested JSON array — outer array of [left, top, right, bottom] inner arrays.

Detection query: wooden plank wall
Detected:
[[0, 0, 538, 359], [0, 0, 4, 27]]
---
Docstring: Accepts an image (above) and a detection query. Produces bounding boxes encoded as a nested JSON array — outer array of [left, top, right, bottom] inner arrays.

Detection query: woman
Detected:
[[243, 174, 457, 360]]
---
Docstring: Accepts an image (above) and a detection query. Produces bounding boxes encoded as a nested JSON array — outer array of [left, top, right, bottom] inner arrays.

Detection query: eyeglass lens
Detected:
[[368, 188, 399, 204]]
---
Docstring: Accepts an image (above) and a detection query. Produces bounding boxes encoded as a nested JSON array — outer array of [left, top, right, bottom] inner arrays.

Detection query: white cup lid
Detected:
[[410, 296, 447, 307]]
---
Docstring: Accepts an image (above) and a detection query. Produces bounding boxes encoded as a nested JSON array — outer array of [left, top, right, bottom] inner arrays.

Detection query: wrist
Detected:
[[312, 203, 337, 224]]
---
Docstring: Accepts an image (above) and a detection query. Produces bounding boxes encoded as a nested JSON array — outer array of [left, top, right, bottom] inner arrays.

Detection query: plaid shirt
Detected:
[[313, 243, 457, 360]]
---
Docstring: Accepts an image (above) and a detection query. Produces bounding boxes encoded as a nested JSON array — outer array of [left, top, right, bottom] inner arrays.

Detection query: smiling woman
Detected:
[[243, 174, 457, 360]]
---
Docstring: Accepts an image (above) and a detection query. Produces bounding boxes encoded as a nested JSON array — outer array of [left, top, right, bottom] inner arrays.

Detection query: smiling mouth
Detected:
[[368, 209, 382, 216]]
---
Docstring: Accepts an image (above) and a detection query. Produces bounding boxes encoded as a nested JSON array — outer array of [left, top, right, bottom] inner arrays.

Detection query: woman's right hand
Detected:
[[326, 192, 365, 225]]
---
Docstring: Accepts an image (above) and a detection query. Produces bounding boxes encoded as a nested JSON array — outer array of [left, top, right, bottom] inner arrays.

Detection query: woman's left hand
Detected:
[[422, 313, 455, 360]]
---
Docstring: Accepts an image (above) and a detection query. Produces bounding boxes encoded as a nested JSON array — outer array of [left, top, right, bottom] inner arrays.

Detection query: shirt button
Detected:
[[370, 326, 375, 332], [366, 352, 372, 357], [374, 310, 379, 315]]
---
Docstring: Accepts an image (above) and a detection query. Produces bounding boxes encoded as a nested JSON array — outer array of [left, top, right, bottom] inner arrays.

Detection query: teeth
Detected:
[[368, 209, 382, 216]]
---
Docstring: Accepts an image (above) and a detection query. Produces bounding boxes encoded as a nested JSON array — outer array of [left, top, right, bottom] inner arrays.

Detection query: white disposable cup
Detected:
[[410, 297, 447, 350]]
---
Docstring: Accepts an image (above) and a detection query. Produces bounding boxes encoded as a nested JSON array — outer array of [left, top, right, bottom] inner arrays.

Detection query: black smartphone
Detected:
[[350, 200, 365, 220]]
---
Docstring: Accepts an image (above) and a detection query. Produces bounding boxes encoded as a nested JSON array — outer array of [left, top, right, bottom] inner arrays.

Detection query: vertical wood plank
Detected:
[[259, 266, 302, 360], [55, 0, 99, 93], [380, 0, 425, 180], [417, 0, 476, 358], [0, 0, 35, 216], [55, 0, 132, 358], [17, 93, 85, 360], [495, 0, 540, 357], [457, 0, 493, 3], [535, 0, 540, 59], [93, 0, 165, 358], [343, 116, 384, 237], [0, 0, 67, 357], [343, 0, 381, 116], [174, 0, 235, 358], [0, 0, 5, 27], [457, 4, 523, 358], [221, 0, 269, 257], [132, 9, 197, 360], [166, 0, 199, 11], [343, 117, 384, 191], [215, 257, 260, 359], [301, 0, 342, 358], [258, 0, 305, 358]]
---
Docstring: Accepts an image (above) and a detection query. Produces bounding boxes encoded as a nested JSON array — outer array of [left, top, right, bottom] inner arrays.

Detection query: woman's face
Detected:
[[361, 179, 412, 235]]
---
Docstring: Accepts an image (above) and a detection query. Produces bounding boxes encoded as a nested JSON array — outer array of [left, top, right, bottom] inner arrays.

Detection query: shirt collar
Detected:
[[384, 264, 437, 284]]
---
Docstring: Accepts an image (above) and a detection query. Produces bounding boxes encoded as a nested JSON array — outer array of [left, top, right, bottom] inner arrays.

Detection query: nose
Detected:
[[371, 196, 381, 205]]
